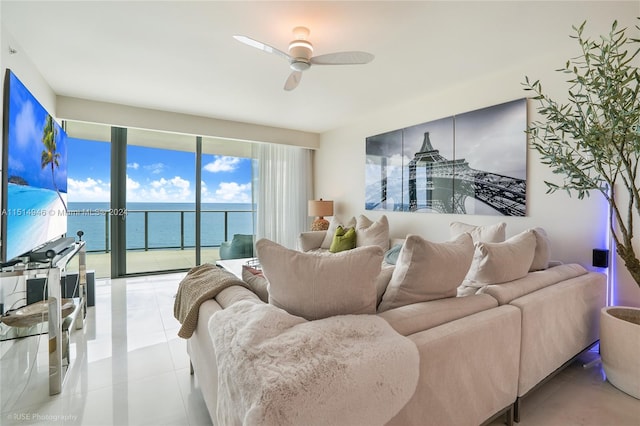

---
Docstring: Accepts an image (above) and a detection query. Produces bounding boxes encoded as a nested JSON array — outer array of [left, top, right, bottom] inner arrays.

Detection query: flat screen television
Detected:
[[1, 69, 68, 264]]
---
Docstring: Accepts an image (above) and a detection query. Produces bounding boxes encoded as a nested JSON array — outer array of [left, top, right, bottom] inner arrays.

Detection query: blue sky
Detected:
[[67, 139, 253, 203], [6, 70, 67, 192]]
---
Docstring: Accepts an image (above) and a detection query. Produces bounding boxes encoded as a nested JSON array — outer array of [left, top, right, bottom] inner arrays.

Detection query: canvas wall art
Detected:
[[365, 98, 527, 216]]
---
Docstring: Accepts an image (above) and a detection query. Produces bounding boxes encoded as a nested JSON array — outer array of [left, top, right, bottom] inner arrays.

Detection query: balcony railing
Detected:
[[67, 208, 255, 253]]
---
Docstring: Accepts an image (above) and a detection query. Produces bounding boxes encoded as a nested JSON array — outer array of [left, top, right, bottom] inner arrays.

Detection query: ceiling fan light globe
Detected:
[[289, 40, 313, 60], [289, 40, 313, 50]]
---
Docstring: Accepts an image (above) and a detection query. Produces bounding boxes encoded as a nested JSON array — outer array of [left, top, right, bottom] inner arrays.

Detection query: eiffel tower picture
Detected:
[[365, 98, 527, 216], [408, 132, 526, 216]]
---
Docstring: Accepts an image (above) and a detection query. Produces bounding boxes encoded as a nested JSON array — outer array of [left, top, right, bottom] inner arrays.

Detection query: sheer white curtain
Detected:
[[252, 143, 313, 249]]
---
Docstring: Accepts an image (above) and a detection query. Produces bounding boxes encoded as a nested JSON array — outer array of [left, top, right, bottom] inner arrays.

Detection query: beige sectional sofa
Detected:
[[479, 264, 606, 421], [181, 218, 606, 426], [188, 286, 522, 426]]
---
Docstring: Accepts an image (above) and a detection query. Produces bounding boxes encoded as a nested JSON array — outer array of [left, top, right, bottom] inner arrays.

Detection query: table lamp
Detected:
[[308, 199, 333, 231]]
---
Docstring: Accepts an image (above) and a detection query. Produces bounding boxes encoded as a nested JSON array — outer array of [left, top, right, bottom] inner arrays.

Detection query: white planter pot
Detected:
[[600, 306, 640, 399]]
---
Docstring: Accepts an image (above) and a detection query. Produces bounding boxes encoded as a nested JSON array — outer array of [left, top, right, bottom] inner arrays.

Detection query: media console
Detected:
[[0, 240, 87, 395], [28, 237, 77, 263]]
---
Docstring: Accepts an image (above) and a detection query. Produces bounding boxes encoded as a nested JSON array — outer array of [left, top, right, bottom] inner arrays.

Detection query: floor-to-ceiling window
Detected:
[[66, 123, 112, 278], [124, 129, 196, 275], [65, 123, 256, 278], [200, 137, 255, 263]]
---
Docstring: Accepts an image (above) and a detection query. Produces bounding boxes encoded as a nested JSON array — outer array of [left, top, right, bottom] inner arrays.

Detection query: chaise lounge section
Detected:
[[186, 285, 521, 426], [479, 264, 606, 420]]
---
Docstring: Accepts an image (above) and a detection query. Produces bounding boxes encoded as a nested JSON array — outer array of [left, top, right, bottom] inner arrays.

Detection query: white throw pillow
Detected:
[[450, 221, 506, 243], [256, 238, 383, 320], [529, 227, 551, 271], [321, 216, 356, 249], [466, 230, 537, 285], [378, 233, 474, 312], [356, 214, 390, 251], [375, 265, 395, 308]]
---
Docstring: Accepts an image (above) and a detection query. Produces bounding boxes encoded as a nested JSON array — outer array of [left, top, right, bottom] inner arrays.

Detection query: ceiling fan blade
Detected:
[[233, 35, 291, 61], [284, 71, 302, 91], [310, 51, 374, 65]]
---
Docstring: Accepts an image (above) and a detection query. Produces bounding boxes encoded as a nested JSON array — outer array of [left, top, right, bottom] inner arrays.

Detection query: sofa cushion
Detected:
[[450, 221, 506, 243], [529, 227, 551, 271], [478, 263, 588, 305], [378, 293, 498, 336], [215, 285, 262, 309], [321, 216, 356, 249], [329, 226, 357, 253], [256, 238, 383, 320], [298, 231, 327, 252], [356, 214, 390, 251], [465, 230, 537, 286], [241, 265, 269, 303], [378, 233, 474, 312]]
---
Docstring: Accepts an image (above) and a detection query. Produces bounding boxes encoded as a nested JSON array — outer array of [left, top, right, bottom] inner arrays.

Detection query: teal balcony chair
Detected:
[[219, 234, 254, 260]]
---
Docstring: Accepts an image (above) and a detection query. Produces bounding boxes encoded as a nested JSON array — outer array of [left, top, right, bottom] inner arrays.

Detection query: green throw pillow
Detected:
[[329, 226, 357, 253]]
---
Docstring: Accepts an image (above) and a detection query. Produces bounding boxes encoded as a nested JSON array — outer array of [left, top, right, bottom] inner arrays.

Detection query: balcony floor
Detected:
[[67, 248, 221, 278]]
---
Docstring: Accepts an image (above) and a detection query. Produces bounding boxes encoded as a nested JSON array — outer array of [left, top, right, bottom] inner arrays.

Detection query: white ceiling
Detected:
[[1, 1, 634, 134]]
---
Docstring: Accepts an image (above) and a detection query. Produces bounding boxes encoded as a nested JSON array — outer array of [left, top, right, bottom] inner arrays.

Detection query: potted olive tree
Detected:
[[523, 19, 639, 399]]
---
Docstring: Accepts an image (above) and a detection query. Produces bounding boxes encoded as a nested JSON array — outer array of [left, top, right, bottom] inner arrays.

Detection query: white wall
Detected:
[[0, 26, 58, 260], [315, 2, 640, 306], [612, 185, 640, 307], [1, 27, 57, 119], [0, 26, 59, 230], [57, 96, 320, 150]]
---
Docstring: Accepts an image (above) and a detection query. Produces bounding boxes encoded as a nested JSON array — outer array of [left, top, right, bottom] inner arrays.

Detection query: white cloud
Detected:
[[127, 175, 140, 190], [143, 162, 166, 175], [203, 156, 240, 173], [127, 162, 139, 170], [72, 174, 250, 204], [128, 175, 192, 202], [67, 177, 110, 202], [150, 176, 190, 190], [201, 180, 251, 203], [15, 100, 38, 149], [214, 182, 252, 203], [200, 181, 216, 203]]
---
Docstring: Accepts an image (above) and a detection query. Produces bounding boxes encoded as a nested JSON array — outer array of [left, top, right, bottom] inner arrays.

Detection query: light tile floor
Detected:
[[0, 272, 210, 426], [1, 272, 638, 426]]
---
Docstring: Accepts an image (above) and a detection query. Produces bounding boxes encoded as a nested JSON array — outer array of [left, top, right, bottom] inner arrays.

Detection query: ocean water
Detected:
[[67, 202, 254, 252]]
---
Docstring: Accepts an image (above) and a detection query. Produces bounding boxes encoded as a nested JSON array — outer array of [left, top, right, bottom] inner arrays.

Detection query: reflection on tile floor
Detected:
[[1, 272, 638, 425], [0, 272, 211, 426], [487, 348, 640, 426]]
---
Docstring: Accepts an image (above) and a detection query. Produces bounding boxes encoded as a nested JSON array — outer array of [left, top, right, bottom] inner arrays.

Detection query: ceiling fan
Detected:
[[233, 26, 374, 91]]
